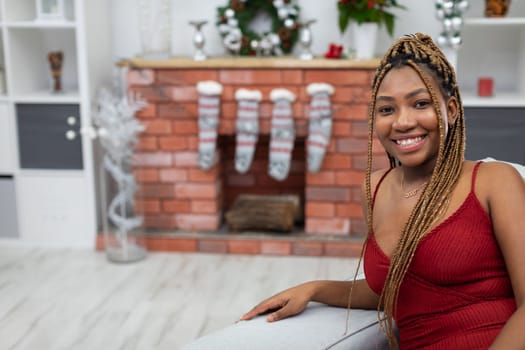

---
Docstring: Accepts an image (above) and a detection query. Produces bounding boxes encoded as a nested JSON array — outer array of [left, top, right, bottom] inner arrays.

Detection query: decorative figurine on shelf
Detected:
[[189, 20, 208, 61], [47, 50, 63, 93], [485, 0, 511, 17]]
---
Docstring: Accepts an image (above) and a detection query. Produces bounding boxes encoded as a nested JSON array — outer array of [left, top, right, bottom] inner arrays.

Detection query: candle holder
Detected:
[[298, 19, 316, 60], [190, 20, 208, 61]]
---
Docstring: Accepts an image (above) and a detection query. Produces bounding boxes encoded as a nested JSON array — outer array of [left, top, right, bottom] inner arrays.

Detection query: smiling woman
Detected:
[[215, 33, 525, 350]]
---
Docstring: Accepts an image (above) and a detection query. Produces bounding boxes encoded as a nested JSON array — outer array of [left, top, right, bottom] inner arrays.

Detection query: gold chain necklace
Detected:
[[401, 172, 429, 199]]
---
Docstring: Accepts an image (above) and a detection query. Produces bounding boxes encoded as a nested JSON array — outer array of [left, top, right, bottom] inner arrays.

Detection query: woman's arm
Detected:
[[479, 162, 525, 349], [240, 168, 389, 323], [240, 279, 379, 322]]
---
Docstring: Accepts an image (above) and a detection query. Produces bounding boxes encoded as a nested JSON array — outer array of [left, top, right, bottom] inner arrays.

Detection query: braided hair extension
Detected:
[[345, 33, 466, 349]]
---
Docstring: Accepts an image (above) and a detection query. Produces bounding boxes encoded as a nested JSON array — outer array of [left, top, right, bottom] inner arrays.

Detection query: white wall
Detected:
[[110, 0, 441, 61]]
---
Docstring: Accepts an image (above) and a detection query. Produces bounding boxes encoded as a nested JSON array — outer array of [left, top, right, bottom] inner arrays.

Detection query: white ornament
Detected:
[[443, 18, 452, 32], [457, 0, 469, 12], [451, 16, 463, 31], [225, 8, 235, 18], [437, 33, 448, 46], [449, 34, 462, 49], [269, 33, 280, 45], [218, 24, 230, 34]]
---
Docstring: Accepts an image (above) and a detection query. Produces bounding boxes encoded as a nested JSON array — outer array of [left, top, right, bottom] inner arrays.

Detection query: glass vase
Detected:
[[137, 0, 172, 59], [99, 155, 146, 263]]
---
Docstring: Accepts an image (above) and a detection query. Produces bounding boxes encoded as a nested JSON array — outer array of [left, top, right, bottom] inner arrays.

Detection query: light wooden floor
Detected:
[[0, 244, 358, 350]]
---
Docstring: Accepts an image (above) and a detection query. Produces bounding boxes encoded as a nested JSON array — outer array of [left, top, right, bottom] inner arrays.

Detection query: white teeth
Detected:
[[395, 136, 423, 146]]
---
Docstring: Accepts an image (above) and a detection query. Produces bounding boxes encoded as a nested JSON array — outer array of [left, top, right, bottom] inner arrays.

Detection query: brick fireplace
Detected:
[[117, 57, 388, 257]]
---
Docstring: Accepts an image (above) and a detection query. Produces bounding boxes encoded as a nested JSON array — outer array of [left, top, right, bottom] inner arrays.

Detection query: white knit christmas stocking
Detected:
[[196, 81, 223, 170], [268, 88, 296, 181], [306, 83, 334, 173], [235, 88, 262, 174]]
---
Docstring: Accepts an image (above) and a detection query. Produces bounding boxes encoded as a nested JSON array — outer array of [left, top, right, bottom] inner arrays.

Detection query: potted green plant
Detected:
[[337, 0, 405, 59]]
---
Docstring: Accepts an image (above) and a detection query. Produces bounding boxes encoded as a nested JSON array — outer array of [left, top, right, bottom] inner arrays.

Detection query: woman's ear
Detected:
[[446, 96, 459, 126]]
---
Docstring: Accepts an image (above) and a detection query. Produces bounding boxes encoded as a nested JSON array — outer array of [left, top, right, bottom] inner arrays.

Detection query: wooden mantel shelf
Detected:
[[120, 56, 381, 69]]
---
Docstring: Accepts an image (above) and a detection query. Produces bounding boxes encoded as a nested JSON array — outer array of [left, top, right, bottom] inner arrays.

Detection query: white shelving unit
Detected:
[[457, 2, 525, 107], [0, 0, 112, 246]]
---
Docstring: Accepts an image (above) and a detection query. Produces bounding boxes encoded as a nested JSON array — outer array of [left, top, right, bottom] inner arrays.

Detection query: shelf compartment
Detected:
[[457, 26, 524, 107], [16, 174, 93, 245], [3, 0, 75, 22], [465, 107, 525, 164], [7, 27, 78, 97]]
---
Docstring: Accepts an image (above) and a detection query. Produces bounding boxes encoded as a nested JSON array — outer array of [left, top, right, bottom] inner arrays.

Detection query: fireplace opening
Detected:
[[220, 135, 306, 233]]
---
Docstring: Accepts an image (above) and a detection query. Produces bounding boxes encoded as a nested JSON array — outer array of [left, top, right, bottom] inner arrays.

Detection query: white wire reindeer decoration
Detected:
[[85, 88, 146, 253]]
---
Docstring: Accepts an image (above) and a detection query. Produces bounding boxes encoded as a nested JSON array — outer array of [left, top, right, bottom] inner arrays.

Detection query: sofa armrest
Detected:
[[181, 303, 388, 350]]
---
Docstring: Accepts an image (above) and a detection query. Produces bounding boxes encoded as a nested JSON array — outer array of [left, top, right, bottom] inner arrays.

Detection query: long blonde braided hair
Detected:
[[359, 33, 466, 349]]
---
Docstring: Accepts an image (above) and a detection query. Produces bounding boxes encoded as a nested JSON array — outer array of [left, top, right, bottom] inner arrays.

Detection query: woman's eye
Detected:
[[377, 106, 394, 115], [415, 100, 430, 108]]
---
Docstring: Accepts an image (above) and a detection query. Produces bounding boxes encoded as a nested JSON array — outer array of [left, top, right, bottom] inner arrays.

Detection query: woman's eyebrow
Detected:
[[405, 88, 428, 99], [376, 95, 394, 102], [376, 88, 428, 102]]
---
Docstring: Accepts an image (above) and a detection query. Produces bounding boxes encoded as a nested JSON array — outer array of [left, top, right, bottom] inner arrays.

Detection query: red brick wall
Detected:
[[128, 67, 388, 238]]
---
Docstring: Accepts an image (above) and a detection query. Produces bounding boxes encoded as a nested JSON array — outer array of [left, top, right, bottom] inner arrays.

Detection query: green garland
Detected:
[[216, 0, 300, 56]]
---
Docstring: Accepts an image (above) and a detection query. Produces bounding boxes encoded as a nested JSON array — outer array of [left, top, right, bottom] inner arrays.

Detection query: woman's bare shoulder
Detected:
[[370, 168, 392, 187], [477, 160, 524, 183], [474, 160, 525, 202]]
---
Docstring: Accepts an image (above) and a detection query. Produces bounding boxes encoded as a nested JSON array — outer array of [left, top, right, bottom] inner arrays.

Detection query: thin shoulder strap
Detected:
[[471, 161, 483, 192], [372, 168, 394, 208]]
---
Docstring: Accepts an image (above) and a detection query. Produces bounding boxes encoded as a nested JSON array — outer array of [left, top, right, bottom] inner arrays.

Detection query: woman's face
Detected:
[[373, 66, 457, 169]]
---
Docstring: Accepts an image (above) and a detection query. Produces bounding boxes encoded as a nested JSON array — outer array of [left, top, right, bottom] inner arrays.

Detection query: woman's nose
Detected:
[[392, 109, 416, 130]]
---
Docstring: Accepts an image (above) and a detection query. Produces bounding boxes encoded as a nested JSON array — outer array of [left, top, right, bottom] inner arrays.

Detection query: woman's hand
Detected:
[[240, 282, 315, 322]]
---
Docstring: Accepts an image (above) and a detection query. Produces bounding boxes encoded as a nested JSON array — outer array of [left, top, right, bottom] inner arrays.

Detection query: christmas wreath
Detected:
[[216, 0, 300, 56]]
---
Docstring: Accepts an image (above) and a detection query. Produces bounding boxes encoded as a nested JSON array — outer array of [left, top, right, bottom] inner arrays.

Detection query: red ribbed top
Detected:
[[364, 162, 516, 349]]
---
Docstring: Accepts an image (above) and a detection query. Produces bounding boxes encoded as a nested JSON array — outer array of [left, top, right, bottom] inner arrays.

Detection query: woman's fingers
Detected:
[[267, 299, 305, 322], [240, 298, 286, 321]]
